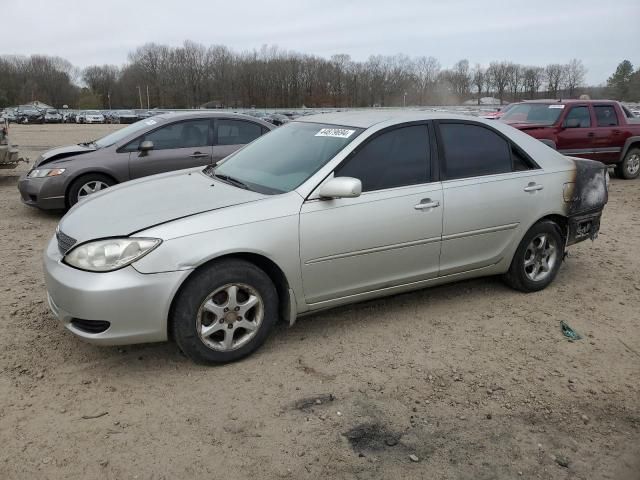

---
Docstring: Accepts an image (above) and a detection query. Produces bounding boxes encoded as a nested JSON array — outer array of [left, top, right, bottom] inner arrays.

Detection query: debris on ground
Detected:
[[560, 321, 582, 341]]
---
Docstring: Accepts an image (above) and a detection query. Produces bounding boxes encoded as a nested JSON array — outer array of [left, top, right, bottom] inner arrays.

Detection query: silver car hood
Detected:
[[36, 144, 96, 167], [58, 169, 266, 243]]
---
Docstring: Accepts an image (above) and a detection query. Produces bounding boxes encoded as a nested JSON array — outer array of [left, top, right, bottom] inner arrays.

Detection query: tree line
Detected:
[[1, 42, 638, 110]]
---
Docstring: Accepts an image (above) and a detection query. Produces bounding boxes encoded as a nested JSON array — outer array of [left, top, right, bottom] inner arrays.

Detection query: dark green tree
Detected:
[[607, 60, 634, 100]]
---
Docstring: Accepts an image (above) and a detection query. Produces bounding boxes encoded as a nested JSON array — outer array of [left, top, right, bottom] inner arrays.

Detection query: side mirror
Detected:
[[318, 177, 362, 199], [139, 140, 154, 153], [563, 118, 580, 128]]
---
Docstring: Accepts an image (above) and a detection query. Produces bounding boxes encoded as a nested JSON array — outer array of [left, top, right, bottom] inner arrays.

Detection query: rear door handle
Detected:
[[587, 132, 595, 138], [414, 198, 440, 210], [524, 183, 544, 192], [189, 152, 210, 158]]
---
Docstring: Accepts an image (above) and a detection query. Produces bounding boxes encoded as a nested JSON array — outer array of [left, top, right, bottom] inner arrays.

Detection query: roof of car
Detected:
[[517, 99, 621, 105], [296, 110, 488, 129], [154, 111, 273, 126]]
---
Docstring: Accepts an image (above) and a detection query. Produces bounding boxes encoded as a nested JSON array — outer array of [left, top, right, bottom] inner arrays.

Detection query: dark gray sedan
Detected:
[[18, 112, 274, 210]]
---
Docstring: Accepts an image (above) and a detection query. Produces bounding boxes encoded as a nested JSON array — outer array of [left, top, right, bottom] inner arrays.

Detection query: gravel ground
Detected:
[[1, 124, 639, 480]]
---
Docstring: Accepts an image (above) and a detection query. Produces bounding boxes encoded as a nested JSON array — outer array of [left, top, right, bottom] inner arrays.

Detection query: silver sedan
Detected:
[[44, 112, 608, 364]]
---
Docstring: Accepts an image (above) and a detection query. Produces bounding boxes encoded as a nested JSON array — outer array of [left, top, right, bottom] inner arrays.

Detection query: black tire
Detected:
[[171, 259, 279, 364], [616, 147, 640, 180], [66, 173, 115, 207], [503, 220, 564, 293]]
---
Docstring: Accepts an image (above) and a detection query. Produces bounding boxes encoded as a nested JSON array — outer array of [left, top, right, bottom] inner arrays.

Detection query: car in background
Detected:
[[111, 110, 139, 124], [481, 103, 515, 120], [16, 105, 44, 124], [42, 111, 608, 364], [500, 100, 640, 179], [18, 112, 274, 210], [63, 111, 77, 123], [82, 110, 105, 124], [1, 108, 17, 123], [266, 113, 290, 126], [44, 109, 63, 123]]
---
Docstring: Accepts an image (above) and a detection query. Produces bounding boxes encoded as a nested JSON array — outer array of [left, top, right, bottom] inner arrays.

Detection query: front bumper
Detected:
[[44, 236, 192, 345], [17, 173, 67, 210]]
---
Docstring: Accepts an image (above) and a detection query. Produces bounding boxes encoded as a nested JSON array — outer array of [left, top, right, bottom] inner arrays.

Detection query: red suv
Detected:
[[500, 100, 640, 179]]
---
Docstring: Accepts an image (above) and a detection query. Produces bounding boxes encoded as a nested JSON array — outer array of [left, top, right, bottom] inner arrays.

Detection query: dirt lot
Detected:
[[1, 124, 639, 479]]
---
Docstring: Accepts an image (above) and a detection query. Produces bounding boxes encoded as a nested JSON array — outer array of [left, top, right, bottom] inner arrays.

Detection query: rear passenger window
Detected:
[[335, 125, 429, 192], [439, 123, 512, 180], [594, 106, 618, 127], [217, 120, 263, 145]]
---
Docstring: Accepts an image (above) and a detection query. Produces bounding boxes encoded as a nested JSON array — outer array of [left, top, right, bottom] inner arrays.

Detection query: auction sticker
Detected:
[[315, 128, 355, 138], [145, 119, 158, 125], [548, 105, 565, 109]]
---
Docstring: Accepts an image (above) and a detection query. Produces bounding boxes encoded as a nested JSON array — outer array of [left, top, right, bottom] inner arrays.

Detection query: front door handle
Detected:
[[414, 198, 440, 210], [587, 132, 595, 138], [189, 152, 210, 158], [524, 183, 544, 192]]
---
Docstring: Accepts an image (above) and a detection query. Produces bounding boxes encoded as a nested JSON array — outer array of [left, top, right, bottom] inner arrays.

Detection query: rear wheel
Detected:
[[615, 148, 640, 179], [503, 220, 564, 292], [67, 173, 114, 207], [171, 259, 279, 364]]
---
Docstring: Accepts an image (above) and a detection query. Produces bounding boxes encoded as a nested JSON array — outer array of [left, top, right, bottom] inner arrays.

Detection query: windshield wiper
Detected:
[[78, 139, 97, 147], [213, 173, 251, 191]]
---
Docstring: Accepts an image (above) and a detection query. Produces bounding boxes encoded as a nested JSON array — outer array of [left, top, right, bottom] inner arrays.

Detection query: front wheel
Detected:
[[67, 173, 114, 207], [615, 148, 640, 179], [503, 220, 564, 292], [171, 259, 279, 364]]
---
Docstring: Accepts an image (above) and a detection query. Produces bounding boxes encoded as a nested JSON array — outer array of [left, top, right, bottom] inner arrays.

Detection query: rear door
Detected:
[[213, 119, 268, 163], [299, 123, 443, 304], [127, 119, 213, 179], [436, 121, 546, 276], [555, 105, 597, 159], [591, 104, 626, 163]]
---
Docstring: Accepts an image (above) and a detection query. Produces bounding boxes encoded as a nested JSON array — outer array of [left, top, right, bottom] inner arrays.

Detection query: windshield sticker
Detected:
[[315, 128, 355, 138], [145, 119, 157, 125], [548, 105, 565, 109]]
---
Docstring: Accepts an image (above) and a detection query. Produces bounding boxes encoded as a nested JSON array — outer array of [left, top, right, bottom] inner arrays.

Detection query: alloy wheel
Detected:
[[626, 153, 640, 176], [196, 283, 264, 352], [77, 180, 109, 201], [523, 233, 558, 282]]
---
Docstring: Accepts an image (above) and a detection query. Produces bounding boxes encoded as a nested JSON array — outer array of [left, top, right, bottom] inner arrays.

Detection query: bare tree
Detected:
[[487, 61, 511, 104], [545, 64, 566, 99], [564, 59, 587, 98], [471, 64, 485, 105], [412, 56, 440, 105]]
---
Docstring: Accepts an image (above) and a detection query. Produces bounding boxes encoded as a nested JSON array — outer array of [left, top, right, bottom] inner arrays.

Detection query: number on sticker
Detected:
[[315, 128, 355, 138]]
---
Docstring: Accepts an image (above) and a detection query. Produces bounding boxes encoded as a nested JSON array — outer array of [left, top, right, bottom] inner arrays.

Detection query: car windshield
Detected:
[[86, 110, 101, 114], [47, 110, 58, 114], [500, 103, 563, 125], [209, 122, 363, 194], [93, 119, 155, 148]]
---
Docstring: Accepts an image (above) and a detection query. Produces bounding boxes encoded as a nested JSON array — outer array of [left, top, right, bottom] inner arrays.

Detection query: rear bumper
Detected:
[[567, 210, 602, 245]]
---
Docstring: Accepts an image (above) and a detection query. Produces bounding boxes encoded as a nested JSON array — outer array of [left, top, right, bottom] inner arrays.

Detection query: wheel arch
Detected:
[[620, 136, 640, 161], [65, 171, 119, 207], [167, 252, 294, 339]]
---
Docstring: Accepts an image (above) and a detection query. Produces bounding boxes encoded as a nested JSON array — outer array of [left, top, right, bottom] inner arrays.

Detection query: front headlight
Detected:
[[28, 168, 66, 178], [64, 238, 161, 272]]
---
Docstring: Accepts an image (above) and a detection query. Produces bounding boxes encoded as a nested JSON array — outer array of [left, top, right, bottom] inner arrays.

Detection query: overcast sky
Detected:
[[5, 0, 639, 85]]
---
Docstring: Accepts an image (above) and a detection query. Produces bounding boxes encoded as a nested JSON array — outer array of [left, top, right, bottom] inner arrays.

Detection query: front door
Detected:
[[299, 124, 443, 304], [128, 119, 213, 179]]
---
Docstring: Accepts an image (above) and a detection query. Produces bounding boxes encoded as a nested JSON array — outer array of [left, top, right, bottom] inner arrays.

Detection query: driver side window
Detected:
[[335, 125, 430, 192], [563, 106, 591, 128]]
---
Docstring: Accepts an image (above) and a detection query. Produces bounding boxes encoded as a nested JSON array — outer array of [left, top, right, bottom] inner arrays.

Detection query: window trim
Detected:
[[213, 117, 265, 146], [329, 120, 436, 194], [117, 118, 214, 153], [434, 119, 539, 182]]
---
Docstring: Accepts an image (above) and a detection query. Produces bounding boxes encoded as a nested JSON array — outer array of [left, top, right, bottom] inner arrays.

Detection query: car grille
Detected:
[[56, 229, 77, 255]]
